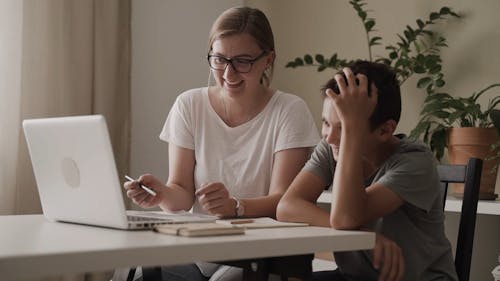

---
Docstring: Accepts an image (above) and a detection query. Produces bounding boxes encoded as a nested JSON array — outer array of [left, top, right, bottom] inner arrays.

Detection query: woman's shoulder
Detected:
[[170, 87, 208, 117], [176, 87, 207, 102], [272, 90, 308, 108]]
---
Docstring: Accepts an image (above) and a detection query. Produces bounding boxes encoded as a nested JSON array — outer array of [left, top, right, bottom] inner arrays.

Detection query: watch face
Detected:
[[235, 198, 244, 217], [237, 205, 244, 217]]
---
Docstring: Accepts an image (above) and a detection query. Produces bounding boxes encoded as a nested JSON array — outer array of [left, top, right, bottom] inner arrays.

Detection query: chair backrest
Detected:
[[437, 158, 482, 281]]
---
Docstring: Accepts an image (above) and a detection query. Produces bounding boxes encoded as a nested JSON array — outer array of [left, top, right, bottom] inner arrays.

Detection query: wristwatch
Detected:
[[233, 197, 245, 217]]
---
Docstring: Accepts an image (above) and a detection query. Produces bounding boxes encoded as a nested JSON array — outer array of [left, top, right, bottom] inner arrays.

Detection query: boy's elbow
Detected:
[[276, 198, 294, 222], [330, 214, 362, 230], [276, 200, 287, 221]]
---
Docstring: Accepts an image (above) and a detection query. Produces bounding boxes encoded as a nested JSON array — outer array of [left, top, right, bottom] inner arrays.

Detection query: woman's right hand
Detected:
[[124, 173, 165, 208]]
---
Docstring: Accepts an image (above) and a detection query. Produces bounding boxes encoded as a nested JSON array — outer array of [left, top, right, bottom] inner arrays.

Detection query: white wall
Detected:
[[130, 0, 242, 179]]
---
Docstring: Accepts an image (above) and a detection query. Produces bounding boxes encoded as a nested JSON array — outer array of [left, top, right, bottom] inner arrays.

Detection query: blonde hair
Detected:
[[207, 7, 275, 87]]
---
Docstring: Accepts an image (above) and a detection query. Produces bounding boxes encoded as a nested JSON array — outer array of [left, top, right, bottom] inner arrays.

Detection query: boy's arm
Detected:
[[278, 166, 405, 281], [329, 68, 404, 229], [276, 170, 331, 227]]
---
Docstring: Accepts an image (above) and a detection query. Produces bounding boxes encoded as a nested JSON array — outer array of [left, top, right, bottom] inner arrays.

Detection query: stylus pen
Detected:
[[124, 175, 157, 196]]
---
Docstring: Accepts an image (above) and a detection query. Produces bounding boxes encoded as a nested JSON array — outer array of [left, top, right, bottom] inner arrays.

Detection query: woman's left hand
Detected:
[[195, 182, 237, 218]]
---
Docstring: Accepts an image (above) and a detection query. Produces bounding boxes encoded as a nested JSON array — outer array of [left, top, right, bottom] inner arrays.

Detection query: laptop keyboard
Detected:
[[127, 215, 171, 222]]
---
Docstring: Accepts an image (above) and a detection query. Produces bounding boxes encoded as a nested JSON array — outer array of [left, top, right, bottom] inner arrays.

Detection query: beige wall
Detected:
[[131, 0, 500, 185], [247, 0, 500, 194], [246, 2, 500, 279], [131, 2, 500, 279], [130, 0, 242, 178], [249, 0, 500, 133], [0, 0, 23, 213]]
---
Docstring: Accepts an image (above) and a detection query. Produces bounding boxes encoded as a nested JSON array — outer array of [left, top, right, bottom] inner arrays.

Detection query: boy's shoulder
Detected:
[[384, 135, 437, 171], [393, 134, 434, 158]]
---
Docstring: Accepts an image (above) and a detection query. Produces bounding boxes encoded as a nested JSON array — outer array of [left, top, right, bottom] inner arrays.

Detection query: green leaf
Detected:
[[434, 110, 450, 119], [435, 79, 445, 87], [365, 20, 375, 31], [369, 36, 382, 46], [358, 11, 367, 20], [488, 96, 500, 112], [315, 54, 325, 64], [448, 99, 466, 110], [417, 19, 425, 29], [430, 12, 440, 21], [417, 77, 432, 88], [491, 109, 500, 133], [304, 54, 313, 64], [421, 101, 447, 115], [429, 65, 442, 74], [397, 34, 408, 46], [448, 111, 464, 125], [430, 128, 447, 161], [317, 65, 326, 72], [426, 84, 434, 95], [473, 83, 500, 100], [410, 120, 431, 139], [424, 56, 438, 69], [404, 30, 411, 40], [440, 7, 451, 15], [294, 58, 304, 66], [414, 40, 422, 52], [424, 92, 451, 102], [414, 65, 426, 74]]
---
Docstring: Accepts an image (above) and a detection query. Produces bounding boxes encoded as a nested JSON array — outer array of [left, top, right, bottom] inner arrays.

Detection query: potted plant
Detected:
[[410, 84, 500, 199], [285, 2, 500, 198], [286, 0, 460, 98]]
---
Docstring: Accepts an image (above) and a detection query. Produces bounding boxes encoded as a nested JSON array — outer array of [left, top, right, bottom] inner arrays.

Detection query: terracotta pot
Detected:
[[447, 127, 499, 200]]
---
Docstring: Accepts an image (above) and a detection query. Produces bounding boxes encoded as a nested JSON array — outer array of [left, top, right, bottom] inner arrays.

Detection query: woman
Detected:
[[125, 6, 319, 281]]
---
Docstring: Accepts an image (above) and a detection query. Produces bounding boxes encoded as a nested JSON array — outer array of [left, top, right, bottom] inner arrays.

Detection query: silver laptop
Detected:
[[23, 114, 215, 230]]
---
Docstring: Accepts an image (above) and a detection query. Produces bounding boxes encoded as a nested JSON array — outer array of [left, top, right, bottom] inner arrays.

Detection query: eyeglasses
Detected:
[[207, 51, 268, 73]]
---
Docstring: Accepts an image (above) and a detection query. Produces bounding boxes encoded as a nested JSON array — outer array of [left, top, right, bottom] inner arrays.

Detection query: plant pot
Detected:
[[447, 127, 499, 200]]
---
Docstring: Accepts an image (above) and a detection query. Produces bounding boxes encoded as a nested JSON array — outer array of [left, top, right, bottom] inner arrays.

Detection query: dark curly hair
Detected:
[[322, 60, 401, 131]]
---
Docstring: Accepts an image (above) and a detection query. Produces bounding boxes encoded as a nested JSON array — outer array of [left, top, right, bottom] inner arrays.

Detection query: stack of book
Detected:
[[153, 217, 308, 237]]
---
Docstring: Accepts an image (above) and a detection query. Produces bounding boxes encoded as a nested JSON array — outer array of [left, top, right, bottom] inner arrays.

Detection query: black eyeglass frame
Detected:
[[207, 50, 268, 73]]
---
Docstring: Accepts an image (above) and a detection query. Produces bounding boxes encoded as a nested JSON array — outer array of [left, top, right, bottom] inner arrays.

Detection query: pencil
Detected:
[[124, 175, 157, 196]]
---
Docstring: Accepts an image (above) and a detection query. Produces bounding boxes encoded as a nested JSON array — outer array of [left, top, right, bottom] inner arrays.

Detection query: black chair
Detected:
[[437, 157, 482, 281]]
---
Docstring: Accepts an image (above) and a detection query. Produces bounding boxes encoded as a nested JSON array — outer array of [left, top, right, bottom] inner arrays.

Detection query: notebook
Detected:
[[22, 114, 216, 230], [216, 217, 309, 229], [153, 222, 245, 237]]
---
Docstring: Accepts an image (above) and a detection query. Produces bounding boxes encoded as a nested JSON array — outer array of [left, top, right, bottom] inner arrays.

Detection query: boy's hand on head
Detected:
[[327, 67, 378, 131], [195, 182, 236, 218]]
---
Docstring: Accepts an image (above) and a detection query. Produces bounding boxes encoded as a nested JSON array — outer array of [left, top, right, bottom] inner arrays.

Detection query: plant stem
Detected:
[[366, 32, 372, 61]]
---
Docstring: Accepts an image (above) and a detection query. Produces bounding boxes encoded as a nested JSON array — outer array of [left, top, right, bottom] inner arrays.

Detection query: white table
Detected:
[[318, 191, 500, 215], [0, 215, 375, 281], [318, 191, 500, 281]]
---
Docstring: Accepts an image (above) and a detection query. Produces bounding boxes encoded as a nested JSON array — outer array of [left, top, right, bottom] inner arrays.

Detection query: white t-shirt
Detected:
[[160, 87, 320, 214]]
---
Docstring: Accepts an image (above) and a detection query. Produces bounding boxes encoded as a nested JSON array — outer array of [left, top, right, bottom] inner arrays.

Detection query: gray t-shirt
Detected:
[[304, 135, 458, 281]]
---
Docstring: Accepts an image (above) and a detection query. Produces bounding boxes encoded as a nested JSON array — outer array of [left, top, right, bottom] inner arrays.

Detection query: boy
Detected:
[[277, 61, 457, 281]]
